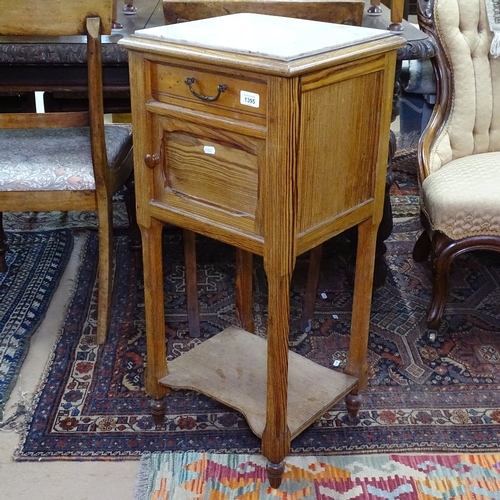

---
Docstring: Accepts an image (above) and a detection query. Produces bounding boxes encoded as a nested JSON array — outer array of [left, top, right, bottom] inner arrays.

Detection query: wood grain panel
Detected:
[[150, 114, 265, 239], [297, 68, 383, 233], [160, 326, 357, 439]]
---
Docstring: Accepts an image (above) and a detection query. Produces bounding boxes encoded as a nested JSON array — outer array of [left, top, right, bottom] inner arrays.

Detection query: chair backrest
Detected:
[[418, 0, 500, 178], [0, 0, 113, 36], [163, 0, 365, 26], [0, 0, 114, 184]]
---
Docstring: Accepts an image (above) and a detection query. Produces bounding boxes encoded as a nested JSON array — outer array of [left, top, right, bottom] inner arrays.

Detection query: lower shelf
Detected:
[[159, 326, 358, 439]]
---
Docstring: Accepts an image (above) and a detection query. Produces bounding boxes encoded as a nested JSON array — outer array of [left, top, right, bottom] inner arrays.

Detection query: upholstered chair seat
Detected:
[[0, 126, 131, 191], [421, 152, 500, 239]]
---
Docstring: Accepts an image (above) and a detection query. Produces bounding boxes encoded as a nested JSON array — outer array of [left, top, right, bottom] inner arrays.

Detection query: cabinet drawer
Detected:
[[150, 61, 267, 119]]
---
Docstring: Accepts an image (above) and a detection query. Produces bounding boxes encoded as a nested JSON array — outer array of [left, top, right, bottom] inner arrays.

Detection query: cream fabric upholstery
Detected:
[[0, 125, 131, 191], [423, 0, 500, 239], [422, 152, 500, 237]]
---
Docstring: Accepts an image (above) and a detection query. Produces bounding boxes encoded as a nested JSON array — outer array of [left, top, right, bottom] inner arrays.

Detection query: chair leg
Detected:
[[96, 201, 114, 344], [300, 244, 323, 333], [124, 174, 142, 253], [427, 231, 454, 330], [413, 230, 432, 262], [183, 229, 200, 337], [413, 211, 432, 262], [0, 212, 8, 272]]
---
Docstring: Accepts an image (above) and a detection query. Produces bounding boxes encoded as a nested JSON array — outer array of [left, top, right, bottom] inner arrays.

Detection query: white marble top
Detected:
[[133, 13, 393, 61]]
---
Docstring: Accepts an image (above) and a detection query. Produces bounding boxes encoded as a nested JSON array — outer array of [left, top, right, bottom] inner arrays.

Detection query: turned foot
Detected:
[[388, 22, 404, 32], [267, 460, 285, 489], [150, 397, 166, 426], [123, 0, 137, 14], [345, 393, 362, 419]]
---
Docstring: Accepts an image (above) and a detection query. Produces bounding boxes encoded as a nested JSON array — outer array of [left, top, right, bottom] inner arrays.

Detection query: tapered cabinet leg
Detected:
[[183, 229, 201, 337], [344, 218, 378, 417], [300, 244, 323, 332], [261, 271, 292, 488], [141, 219, 169, 423], [235, 248, 254, 333]]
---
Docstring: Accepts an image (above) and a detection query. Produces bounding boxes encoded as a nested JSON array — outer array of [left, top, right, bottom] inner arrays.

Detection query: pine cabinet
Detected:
[[120, 13, 403, 487]]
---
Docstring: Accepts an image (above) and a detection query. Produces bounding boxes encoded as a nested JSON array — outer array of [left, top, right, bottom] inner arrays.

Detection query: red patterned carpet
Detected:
[[15, 150, 500, 461]]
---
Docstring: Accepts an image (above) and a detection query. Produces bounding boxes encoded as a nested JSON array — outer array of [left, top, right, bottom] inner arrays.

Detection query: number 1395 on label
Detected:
[[240, 90, 260, 108]]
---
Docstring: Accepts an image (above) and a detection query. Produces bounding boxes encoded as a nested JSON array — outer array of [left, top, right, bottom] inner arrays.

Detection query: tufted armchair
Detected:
[[0, 0, 138, 344], [413, 0, 500, 334]]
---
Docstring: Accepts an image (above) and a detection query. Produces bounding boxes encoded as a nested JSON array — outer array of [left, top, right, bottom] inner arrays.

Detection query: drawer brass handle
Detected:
[[185, 77, 227, 102], [144, 153, 160, 169]]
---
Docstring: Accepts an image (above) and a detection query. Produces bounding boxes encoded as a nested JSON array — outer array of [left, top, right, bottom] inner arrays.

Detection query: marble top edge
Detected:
[[130, 13, 394, 62]]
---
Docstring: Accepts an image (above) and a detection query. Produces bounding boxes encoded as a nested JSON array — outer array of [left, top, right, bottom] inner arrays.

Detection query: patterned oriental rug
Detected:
[[0, 230, 73, 419], [134, 451, 500, 500], [15, 149, 500, 461]]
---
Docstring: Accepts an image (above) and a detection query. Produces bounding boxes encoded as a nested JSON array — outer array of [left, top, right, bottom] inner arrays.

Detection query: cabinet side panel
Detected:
[[297, 70, 383, 234]]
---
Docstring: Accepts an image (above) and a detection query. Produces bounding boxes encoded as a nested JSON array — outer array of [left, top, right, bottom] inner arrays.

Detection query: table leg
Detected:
[[112, 0, 123, 29], [344, 217, 378, 418], [141, 218, 169, 425], [388, 0, 405, 32]]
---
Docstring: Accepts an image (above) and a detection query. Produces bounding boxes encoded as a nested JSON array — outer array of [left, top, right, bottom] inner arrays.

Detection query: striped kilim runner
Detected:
[[135, 451, 500, 499], [0, 229, 72, 420]]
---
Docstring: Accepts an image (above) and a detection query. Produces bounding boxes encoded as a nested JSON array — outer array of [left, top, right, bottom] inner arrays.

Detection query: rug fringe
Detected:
[[134, 452, 152, 500], [0, 397, 29, 431]]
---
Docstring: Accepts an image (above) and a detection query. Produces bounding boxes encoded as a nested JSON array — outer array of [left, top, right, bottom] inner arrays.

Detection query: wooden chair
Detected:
[[413, 0, 500, 336], [162, 0, 366, 336], [0, 0, 138, 344]]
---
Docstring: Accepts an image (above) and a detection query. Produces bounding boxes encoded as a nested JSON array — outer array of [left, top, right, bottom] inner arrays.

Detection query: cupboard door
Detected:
[[151, 114, 266, 238]]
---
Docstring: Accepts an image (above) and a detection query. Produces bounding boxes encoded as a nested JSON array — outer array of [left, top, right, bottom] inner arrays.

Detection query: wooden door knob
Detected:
[[144, 153, 160, 169]]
